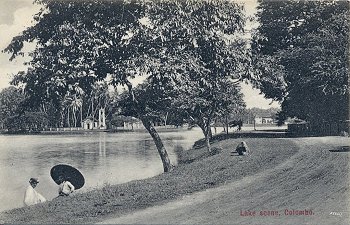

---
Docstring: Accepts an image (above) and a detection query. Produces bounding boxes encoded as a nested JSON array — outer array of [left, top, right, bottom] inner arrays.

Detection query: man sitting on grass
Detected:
[[24, 178, 46, 206], [236, 141, 250, 156]]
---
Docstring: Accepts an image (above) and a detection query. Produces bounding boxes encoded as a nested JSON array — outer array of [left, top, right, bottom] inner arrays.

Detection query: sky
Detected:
[[0, 0, 280, 109]]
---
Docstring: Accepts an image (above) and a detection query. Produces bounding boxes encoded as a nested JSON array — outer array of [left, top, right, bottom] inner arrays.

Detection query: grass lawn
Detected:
[[0, 137, 298, 224]]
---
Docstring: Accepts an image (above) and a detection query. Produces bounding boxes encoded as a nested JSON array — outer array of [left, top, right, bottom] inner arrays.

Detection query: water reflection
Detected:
[[0, 128, 204, 212]]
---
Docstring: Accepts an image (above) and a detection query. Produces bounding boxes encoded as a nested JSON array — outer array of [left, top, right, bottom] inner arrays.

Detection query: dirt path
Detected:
[[100, 137, 349, 225]]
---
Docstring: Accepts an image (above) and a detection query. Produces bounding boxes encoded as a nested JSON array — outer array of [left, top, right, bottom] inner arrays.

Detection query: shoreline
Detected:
[[1, 135, 348, 224], [0, 126, 192, 135], [0, 136, 300, 224]]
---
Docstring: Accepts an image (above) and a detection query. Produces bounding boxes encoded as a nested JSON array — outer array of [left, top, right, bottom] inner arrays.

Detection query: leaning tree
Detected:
[[5, 0, 248, 172]]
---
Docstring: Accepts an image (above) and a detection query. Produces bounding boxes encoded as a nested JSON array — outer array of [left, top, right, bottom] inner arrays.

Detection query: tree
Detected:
[[173, 78, 245, 152], [62, 93, 83, 127], [0, 86, 25, 129], [252, 1, 349, 128], [5, 0, 247, 172], [5, 111, 49, 132], [84, 82, 115, 125], [144, 0, 249, 152]]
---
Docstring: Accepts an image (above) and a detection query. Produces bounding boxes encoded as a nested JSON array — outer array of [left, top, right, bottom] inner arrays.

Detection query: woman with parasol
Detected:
[[51, 164, 85, 197], [58, 176, 75, 196]]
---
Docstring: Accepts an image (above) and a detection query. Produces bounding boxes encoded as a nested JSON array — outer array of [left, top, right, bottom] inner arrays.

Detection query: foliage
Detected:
[[252, 0, 349, 125], [0, 87, 55, 131], [82, 82, 116, 124], [5, 111, 49, 132], [116, 81, 174, 120], [142, 0, 249, 152], [173, 77, 246, 151], [117, 77, 246, 152], [4, 0, 248, 105], [247, 107, 279, 118], [0, 86, 25, 127]]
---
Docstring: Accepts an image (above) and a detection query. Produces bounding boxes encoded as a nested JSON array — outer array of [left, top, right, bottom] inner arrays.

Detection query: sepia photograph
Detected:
[[0, 0, 349, 224]]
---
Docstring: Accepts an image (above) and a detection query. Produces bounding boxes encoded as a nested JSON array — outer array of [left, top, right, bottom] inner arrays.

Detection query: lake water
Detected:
[[0, 128, 205, 212]]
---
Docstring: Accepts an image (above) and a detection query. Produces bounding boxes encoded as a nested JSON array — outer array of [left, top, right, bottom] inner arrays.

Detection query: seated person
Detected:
[[24, 178, 46, 206], [236, 141, 250, 155], [58, 177, 75, 196]]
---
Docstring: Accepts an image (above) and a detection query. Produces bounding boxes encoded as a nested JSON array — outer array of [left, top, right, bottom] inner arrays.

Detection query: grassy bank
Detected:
[[0, 137, 299, 224]]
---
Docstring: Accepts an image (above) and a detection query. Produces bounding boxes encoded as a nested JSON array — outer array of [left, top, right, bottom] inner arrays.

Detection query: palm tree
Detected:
[[62, 94, 73, 127], [70, 96, 83, 127]]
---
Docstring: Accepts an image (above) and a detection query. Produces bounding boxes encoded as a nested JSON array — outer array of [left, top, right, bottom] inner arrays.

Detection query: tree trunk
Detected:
[[91, 100, 94, 122], [141, 117, 173, 172], [73, 110, 77, 127], [124, 79, 172, 173], [164, 112, 168, 129], [80, 105, 83, 127], [60, 111, 64, 128], [225, 114, 229, 135], [208, 125, 213, 139], [67, 108, 70, 127], [205, 118, 212, 152], [204, 132, 211, 153], [198, 119, 212, 153], [253, 116, 256, 130]]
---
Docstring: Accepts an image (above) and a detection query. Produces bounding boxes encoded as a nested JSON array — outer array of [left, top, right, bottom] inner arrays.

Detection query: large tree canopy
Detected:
[[252, 0, 349, 128], [4, 0, 248, 171]]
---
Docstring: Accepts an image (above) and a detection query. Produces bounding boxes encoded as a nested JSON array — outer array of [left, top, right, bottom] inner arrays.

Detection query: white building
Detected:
[[82, 108, 106, 130], [254, 116, 275, 124], [82, 118, 97, 130]]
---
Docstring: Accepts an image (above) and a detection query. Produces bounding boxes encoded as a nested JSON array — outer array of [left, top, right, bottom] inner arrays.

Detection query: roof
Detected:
[[255, 115, 274, 119], [83, 118, 97, 123]]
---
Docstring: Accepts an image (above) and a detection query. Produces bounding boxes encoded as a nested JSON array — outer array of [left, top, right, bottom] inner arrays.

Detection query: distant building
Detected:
[[82, 118, 97, 130], [254, 116, 275, 124], [82, 108, 106, 130], [123, 118, 143, 130]]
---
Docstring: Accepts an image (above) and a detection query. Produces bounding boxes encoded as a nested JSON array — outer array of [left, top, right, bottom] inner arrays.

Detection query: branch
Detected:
[[124, 79, 137, 104]]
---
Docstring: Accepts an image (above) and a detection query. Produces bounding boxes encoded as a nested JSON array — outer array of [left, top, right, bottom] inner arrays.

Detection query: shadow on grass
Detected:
[[175, 145, 221, 164], [193, 132, 287, 149], [329, 146, 350, 152], [229, 152, 246, 157]]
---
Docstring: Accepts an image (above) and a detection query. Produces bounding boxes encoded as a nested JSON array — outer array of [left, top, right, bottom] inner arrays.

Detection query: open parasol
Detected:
[[50, 164, 85, 190]]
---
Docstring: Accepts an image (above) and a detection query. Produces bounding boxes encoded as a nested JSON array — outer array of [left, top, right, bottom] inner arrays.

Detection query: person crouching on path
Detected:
[[24, 178, 46, 206], [58, 176, 75, 197]]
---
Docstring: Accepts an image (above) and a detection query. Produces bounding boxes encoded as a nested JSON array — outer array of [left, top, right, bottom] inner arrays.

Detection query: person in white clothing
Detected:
[[58, 176, 75, 196], [24, 178, 46, 206]]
